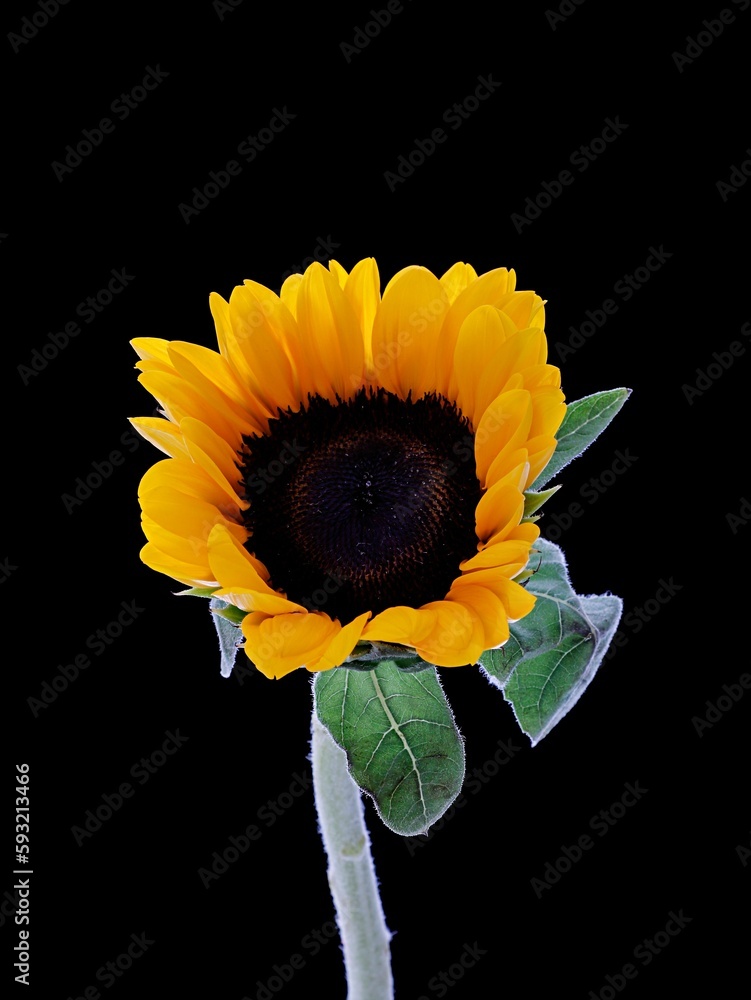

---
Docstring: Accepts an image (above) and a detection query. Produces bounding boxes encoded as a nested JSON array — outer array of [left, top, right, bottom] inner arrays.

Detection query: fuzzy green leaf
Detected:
[[531, 388, 631, 490], [210, 598, 244, 678], [480, 540, 622, 745], [314, 661, 464, 835]]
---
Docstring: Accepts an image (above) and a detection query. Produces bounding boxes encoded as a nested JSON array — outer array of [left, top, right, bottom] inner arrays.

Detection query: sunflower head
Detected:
[[131, 258, 565, 679]]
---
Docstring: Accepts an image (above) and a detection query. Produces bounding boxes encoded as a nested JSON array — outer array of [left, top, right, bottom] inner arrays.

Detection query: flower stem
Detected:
[[311, 710, 394, 1000]]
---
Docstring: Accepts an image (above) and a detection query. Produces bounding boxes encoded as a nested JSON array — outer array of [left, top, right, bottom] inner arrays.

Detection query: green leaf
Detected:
[[479, 539, 622, 746], [209, 598, 245, 678], [314, 661, 465, 836], [531, 388, 631, 490]]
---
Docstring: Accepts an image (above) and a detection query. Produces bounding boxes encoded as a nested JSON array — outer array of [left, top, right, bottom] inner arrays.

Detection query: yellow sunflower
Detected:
[[131, 258, 565, 679]]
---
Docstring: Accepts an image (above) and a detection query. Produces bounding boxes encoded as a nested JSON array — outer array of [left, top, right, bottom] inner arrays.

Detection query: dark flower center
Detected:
[[239, 388, 481, 622]]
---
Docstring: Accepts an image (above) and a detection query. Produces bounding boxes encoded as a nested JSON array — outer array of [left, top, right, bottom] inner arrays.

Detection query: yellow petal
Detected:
[[448, 584, 510, 650], [138, 370, 249, 445], [209, 292, 233, 364], [295, 262, 366, 401], [363, 605, 440, 647], [308, 612, 372, 672], [344, 258, 381, 370], [439, 261, 479, 304], [131, 337, 172, 364], [460, 538, 534, 573], [166, 341, 264, 433], [453, 306, 517, 426], [169, 341, 258, 414], [242, 280, 308, 401], [143, 493, 244, 551], [525, 436, 559, 490], [529, 386, 566, 439], [474, 389, 532, 487], [129, 417, 189, 459], [139, 542, 217, 589], [327, 259, 349, 287], [473, 329, 549, 427], [497, 576, 537, 620], [518, 363, 561, 390], [413, 600, 484, 667], [498, 289, 545, 331], [241, 612, 341, 679], [279, 272, 303, 318], [141, 515, 209, 563], [226, 284, 301, 415], [138, 457, 236, 511], [435, 268, 516, 396], [207, 524, 305, 614], [180, 416, 246, 507], [474, 482, 525, 546], [370, 266, 449, 397]]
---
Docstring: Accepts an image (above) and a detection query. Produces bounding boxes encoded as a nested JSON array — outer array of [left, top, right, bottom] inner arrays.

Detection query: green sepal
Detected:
[[479, 539, 622, 746], [314, 660, 465, 836], [175, 586, 219, 598], [210, 602, 247, 626], [523, 485, 561, 518], [531, 388, 631, 491], [344, 640, 433, 673], [347, 640, 422, 664]]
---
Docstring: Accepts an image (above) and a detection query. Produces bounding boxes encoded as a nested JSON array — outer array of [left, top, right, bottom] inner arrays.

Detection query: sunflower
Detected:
[[131, 259, 565, 679]]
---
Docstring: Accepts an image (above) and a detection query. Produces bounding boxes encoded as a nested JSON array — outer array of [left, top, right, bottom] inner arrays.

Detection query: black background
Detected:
[[5, 1, 749, 997]]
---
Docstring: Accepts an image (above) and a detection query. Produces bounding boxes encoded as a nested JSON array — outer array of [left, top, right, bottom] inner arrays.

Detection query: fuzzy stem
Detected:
[[311, 711, 394, 1000]]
